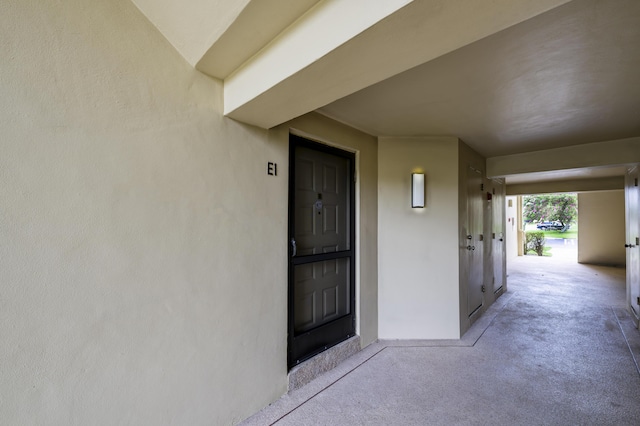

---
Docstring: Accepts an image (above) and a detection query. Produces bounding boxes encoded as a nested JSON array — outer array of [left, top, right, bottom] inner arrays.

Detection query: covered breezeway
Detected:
[[242, 255, 640, 425]]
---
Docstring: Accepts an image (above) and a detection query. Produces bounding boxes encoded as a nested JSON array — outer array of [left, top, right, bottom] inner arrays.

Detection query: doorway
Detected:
[[288, 134, 356, 368], [519, 193, 578, 260]]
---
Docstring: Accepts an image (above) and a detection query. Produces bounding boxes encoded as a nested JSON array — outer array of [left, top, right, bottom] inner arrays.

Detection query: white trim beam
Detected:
[[507, 177, 624, 195], [487, 137, 640, 178]]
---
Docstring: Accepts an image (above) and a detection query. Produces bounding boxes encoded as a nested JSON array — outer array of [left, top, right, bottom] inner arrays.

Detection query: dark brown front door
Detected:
[[288, 135, 355, 368]]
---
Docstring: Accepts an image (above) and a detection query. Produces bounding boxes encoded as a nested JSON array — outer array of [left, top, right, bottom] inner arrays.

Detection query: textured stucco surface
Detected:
[[0, 2, 380, 424], [578, 190, 626, 266], [130, 0, 252, 65], [1, 0, 288, 424], [378, 137, 460, 339], [505, 196, 520, 260]]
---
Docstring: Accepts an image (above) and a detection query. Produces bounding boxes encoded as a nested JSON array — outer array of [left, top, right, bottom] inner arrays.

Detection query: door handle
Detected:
[[291, 238, 297, 257]]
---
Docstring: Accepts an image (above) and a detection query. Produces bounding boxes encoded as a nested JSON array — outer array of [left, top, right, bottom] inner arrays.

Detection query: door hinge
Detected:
[[481, 285, 486, 293], [480, 183, 484, 191], [637, 296, 640, 306]]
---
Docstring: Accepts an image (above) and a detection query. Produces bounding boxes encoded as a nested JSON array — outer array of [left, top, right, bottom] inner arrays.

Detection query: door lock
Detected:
[[467, 245, 475, 251]]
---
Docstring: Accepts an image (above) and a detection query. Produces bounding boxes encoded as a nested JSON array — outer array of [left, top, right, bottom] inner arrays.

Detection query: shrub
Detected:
[[525, 231, 546, 256]]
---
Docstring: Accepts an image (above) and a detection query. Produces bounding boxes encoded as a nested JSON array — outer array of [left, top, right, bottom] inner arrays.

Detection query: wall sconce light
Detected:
[[412, 173, 425, 208]]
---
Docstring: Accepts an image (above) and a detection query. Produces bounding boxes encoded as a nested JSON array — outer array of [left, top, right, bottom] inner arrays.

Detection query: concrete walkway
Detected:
[[241, 256, 640, 425], [544, 237, 577, 261]]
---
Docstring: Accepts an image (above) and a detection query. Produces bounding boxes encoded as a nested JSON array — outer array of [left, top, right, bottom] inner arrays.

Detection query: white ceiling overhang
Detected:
[[222, 0, 572, 129], [487, 137, 640, 190], [131, 0, 573, 129]]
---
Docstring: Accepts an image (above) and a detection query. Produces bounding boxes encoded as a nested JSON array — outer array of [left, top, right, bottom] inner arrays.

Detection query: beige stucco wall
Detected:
[[378, 137, 460, 339], [505, 196, 520, 260], [578, 191, 626, 266], [0, 1, 378, 424], [131, 0, 252, 66]]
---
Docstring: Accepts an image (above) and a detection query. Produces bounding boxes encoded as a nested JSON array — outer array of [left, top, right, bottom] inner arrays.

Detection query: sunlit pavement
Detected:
[[540, 237, 577, 260]]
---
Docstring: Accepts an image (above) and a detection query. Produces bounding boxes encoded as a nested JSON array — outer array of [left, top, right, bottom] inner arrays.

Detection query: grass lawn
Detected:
[[525, 246, 553, 257], [542, 229, 577, 239]]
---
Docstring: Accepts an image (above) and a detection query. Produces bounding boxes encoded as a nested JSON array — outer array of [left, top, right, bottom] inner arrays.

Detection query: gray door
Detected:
[[467, 166, 484, 317], [288, 135, 355, 368], [626, 167, 640, 323], [492, 181, 505, 293]]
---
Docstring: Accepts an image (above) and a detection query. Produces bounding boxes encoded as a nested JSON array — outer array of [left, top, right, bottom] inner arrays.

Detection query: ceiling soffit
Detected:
[[196, 0, 321, 79], [318, 0, 640, 157], [130, 0, 251, 66], [223, 0, 571, 128], [131, 0, 320, 76]]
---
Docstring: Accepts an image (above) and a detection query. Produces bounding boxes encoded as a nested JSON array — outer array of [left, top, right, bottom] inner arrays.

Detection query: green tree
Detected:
[[523, 193, 577, 231]]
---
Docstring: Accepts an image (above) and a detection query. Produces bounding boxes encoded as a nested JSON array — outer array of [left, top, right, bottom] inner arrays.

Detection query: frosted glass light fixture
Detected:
[[412, 173, 425, 208]]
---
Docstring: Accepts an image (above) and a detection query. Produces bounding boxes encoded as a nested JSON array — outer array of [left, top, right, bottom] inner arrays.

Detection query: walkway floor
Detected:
[[241, 256, 640, 425]]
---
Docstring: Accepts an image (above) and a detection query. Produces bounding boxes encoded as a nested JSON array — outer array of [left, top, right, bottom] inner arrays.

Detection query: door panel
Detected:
[[288, 135, 355, 368], [294, 146, 349, 255], [626, 168, 640, 322], [467, 167, 484, 317], [293, 258, 350, 333], [492, 181, 505, 293]]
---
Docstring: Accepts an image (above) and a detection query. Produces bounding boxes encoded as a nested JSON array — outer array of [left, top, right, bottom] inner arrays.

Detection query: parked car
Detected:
[[536, 221, 565, 231]]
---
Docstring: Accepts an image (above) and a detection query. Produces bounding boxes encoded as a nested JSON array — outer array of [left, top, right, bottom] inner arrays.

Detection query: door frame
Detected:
[[287, 134, 357, 368]]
